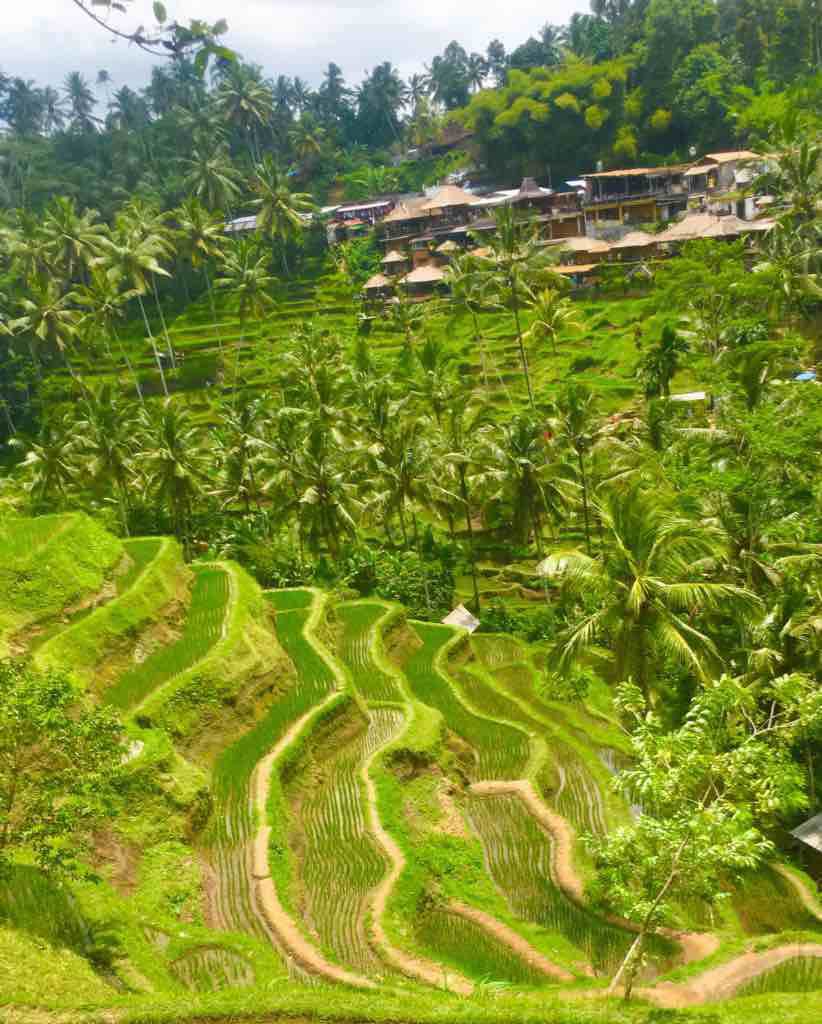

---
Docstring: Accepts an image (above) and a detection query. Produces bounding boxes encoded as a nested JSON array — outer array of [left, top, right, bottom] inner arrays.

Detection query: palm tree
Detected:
[[289, 115, 326, 168], [10, 281, 82, 377], [212, 394, 268, 515], [251, 156, 316, 276], [548, 381, 599, 555], [182, 143, 242, 214], [92, 215, 173, 397], [174, 197, 226, 355], [215, 238, 276, 398], [407, 73, 430, 112], [213, 66, 274, 161], [71, 271, 144, 403], [479, 205, 564, 407], [63, 71, 97, 133], [291, 77, 312, 115], [539, 23, 568, 65], [140, 400, 209, 558], [524, 286, 582, 356], [482, 413, 568, 554], [11, 413, 78, 509], [413, 335, 456, 425], [41, 86, 66, 134], [292, 423, 360, 557], [444, 251, 505, 396], [75, 384, 138, 534], [466, 53, 488, 93], [637, 324, 689, 399], [439, 391, 488, 612], [40, 196, 107, 286], [539, 484, 761, 700]]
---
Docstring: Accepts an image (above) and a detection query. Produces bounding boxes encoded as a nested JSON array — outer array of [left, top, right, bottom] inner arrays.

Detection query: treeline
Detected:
[[1, 0, 820, 216]]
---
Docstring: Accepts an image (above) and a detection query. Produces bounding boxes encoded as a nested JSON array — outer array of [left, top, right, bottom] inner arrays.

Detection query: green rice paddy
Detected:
[[336, 602, 404, 703]]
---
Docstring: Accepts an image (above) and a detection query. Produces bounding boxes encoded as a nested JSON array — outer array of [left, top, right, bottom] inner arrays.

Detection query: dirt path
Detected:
[[774, 863, 822, 921], [361, 729, 475, 996], [447, 901, 574, 982], [470, 779, 585, 902], [469, 779, 717, 968], [641, 942, 822, 1007], [250, 695, 376, 990]]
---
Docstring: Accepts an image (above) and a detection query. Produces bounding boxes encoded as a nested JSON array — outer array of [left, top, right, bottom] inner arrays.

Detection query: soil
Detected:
[[641, 942, 822, 1007], [92, 830, 140, 898], [435, 781, 470, 839], [249, 695, 376, 990], [774, 863, 822, 921]]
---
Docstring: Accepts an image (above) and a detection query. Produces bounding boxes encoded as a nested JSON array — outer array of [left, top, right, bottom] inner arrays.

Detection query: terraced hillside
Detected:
[[2, 516, 822, 1020]]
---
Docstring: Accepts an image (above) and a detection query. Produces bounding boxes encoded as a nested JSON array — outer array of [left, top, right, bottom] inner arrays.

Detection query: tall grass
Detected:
[[737, 956, 822, 996], [732, 866, 822, 935], [105, 566, 228, 710], [0, 865, 92, 956]]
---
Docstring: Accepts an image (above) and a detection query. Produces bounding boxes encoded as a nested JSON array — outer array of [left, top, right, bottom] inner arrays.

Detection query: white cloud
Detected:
[[4, 0, 587, 96]]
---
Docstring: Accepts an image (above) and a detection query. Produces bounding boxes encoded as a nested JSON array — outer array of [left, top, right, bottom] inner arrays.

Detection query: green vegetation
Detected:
[[105, 564, 228, 710], [738, 956, 822, 996]]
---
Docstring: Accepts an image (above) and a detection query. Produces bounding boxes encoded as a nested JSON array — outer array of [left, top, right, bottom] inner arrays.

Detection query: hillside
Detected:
[[2, 514, 822, 1023]]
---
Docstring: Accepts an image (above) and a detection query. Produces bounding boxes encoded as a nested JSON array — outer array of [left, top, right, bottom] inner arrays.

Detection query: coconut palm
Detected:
[[251, 156, 316, 276], [215, 237, 276, 398], [213, 66, 274, 161], [289, 115, 326, 166], [482, 412, 569, 554], [539, 484, 761, 700], [524, 286, 582, 356], [637, 324, 689, 399], [412, 335, 456, 425], [292, 423, 360, 557], [174, 197, 227, 355], [70, 271, 144, 404], [445, 251, 506, 396], [182, 143, 242, 214], [40, 197, 107, 286], [75, 384, 138, 534], [547, 382, 599, 554], [41, 86, 66, 134], [479, 205, 564, 407], [92, 214, 173, 396], [11, 413, 79, 508], [212, 394, 268, 515], [466, 53, 488, 93], [63, 71, 97, 133], [140, 400, 209, 557], [407, 73, 430, 112], [10, 281, 82, 377]]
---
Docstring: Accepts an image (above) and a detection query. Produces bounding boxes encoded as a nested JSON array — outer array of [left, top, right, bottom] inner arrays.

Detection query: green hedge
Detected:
[[34, 538, 189, 685]]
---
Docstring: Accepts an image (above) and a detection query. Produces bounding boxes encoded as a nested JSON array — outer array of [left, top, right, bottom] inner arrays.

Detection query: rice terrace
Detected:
[[0, 2, 821, 1024]]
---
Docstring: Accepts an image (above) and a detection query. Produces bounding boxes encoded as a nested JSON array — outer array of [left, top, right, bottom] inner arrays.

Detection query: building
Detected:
[[326, 197, 398, 244], [682, 151, 762, 219], [581, 165, 691, 228]]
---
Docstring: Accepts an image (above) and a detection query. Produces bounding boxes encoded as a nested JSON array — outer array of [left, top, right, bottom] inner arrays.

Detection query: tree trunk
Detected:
[[137, 295, 168, 397], [152, 275, 176, 369], [112, 325, 145, 406], [510, 273, 535, 408], [460, 467, 481, 614], [204, 266, 225, 358], [577, 449, 592, 556]]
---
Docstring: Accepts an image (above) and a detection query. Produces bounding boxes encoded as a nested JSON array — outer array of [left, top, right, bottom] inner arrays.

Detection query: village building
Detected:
[[581, 165, 691, 229], [682, 151, 762, 219]]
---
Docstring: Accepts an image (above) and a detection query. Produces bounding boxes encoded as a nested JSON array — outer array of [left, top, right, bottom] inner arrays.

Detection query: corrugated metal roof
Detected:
[[792, 813, 822, 854]]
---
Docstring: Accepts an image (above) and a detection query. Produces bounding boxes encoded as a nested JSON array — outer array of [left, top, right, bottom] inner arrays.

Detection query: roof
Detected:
[[670, 391, 708, 402], [683, 163, 719, 177], [381, 250, 410, 264], [513, 177, 552, 201], [435, 239, 460, 254], [792, 813, 822, 854], [561, 236, 611, 253], [705, 150, 759, 164], [420, 184, 475, 211], [225, 214, 258, 233], [610, 230, 656, 249], [381, 197, 428, 224], [442, 604, 480, 634], [584, 164, 689, 180], [402, 265, 446, 285], [556, 263, 598, 275], [657, 213, 776, 243], [336, 199, 394, 214], [364, 273, 393, 291]]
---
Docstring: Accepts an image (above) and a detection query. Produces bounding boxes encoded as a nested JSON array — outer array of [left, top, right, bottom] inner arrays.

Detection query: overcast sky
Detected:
[[7, 1, 588, 97]]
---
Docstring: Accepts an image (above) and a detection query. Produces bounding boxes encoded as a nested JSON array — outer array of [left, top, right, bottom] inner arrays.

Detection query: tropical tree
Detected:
[[479, 205, 563, 407], [40, 196, 107, 285], [524, 286, 582, 355], [539, 484, 761, 700], [71, 270, 144, 402], [63, 71, 97, 133], [215, 237, 276, 395], [75, 384, 139, 533], [182, 143, 242, 213], [10, 280, 82, 376], [11, 412, 79, 508], [140, 400, 209, 557], [637, 324, 689, 398], [292, 424, 360, 557], [213, 65, 274, 161], [251, 156, 316, 275], [212, 394, 268, 515], [548, 382, 598, 554], [174, 197, 226, 353]]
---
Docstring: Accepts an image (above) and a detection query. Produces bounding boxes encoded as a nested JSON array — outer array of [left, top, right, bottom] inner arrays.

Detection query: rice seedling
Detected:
[[403, 623, 530, 781], [736, 956, 822, 997], [290, 707, 404, 972], [170, 946, 255, 991], [0, 514, 65, 562], [465, 793, 670, 975], [118, 539, 163, 594], [415, 909, 549, 987], [269, 588, 315, 611], [732, 866, 822, 936], [104, 566, 229, 710], [471, 634, 524, 669], [336, 602, 404, 703], [0, 865, 92, 956]]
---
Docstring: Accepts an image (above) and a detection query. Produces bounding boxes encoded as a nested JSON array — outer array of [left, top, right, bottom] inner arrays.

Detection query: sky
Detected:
[[7, 1, 588, 97]]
